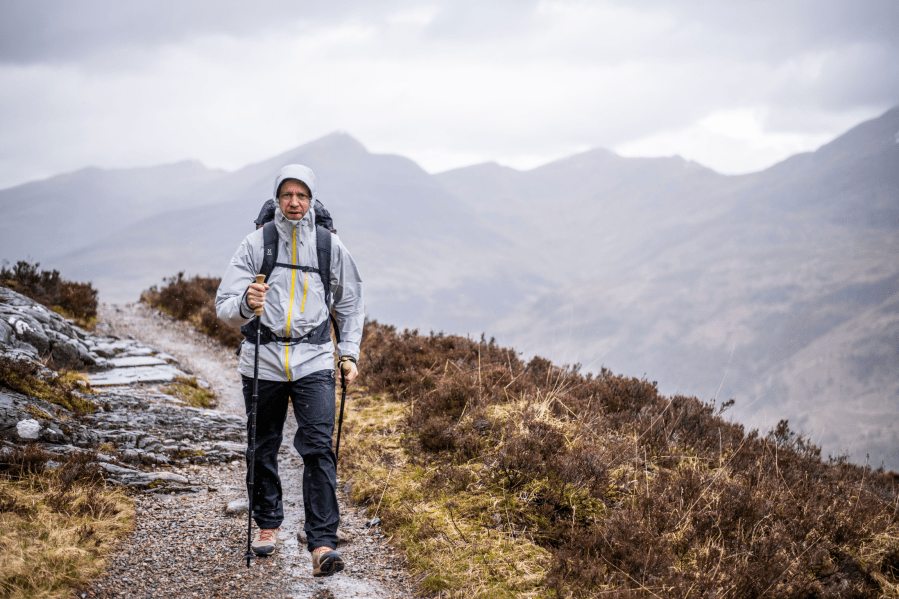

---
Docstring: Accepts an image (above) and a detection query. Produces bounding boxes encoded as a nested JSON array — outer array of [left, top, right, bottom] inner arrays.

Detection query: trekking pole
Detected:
[[335, 368, 347, 462], [244, 274, 265, 568]]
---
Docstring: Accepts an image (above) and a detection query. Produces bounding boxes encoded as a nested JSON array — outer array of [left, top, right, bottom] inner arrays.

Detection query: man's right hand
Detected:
[[246, 281, 270, 311]]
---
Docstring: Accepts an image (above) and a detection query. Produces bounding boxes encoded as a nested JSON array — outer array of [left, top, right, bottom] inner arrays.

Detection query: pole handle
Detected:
[[253, 274, 266, 316]]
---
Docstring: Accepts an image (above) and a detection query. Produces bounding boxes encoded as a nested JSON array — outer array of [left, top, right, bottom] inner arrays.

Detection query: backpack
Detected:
[[239, 199, 340, 348]]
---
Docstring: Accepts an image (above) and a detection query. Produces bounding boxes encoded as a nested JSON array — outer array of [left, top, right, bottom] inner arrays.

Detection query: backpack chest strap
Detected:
[[273, 263, 324, 275]]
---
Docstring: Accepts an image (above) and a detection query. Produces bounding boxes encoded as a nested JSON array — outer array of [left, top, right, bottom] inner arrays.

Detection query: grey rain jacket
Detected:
[[215, 165, 364, 382]]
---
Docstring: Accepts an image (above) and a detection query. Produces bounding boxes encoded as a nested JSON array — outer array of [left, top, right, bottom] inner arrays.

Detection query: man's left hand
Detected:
[[338, 358, 358, 385]]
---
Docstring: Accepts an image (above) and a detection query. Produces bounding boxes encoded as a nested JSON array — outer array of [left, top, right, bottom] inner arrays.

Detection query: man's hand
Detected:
[[246, 281, 270, 311], [338, 357, 358, 385]]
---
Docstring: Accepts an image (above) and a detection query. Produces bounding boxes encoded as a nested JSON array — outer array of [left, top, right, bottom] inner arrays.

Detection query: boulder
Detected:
[[13, 341, 39, 357], [50, 340, 80, 369], [16, 419, 41, 440], [11, 317, 50, 356]]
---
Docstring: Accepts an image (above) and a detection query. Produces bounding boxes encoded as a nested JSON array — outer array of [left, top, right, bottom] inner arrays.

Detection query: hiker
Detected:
[[215, 164, 364, 577]]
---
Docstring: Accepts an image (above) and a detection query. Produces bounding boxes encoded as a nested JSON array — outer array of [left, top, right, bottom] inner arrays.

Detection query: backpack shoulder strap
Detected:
[[259, 221, 279, 282], [315, 225, 331, 300], [315, 225, 341, 346]]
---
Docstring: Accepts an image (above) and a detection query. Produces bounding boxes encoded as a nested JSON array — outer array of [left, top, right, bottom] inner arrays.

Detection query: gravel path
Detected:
[[88, 303, 416, 599]]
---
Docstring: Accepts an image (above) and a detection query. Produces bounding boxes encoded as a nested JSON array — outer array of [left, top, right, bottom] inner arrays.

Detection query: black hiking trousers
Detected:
[[241, 369, 339, 553]]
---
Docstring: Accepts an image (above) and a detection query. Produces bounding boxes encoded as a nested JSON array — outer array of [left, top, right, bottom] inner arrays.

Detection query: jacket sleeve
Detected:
[[216, 234, 258, 328], [330, 234, 364, 361]]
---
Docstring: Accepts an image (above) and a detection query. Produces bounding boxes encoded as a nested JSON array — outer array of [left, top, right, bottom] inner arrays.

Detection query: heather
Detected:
[[341, 321, 899, 598], [1, 260, 98, 329]]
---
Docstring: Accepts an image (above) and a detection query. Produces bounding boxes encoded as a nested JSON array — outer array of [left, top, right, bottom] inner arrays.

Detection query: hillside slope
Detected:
[[0, 160, 227, 260], [438, 106, 899, 469], [342, 321, 899, 598]]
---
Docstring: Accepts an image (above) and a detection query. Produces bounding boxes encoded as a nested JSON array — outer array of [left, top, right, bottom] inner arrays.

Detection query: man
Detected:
[[216, 164, 364, 577]]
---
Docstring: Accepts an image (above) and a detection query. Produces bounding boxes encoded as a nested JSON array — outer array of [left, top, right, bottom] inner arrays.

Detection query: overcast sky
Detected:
[[1, 0, 897, 189]]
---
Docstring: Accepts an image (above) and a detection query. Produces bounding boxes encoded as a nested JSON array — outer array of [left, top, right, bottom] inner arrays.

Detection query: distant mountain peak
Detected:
[[436, 161, 521, 177], [300, 131, 369, 156]]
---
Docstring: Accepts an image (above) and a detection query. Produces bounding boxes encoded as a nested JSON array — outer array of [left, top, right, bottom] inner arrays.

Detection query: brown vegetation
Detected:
[[0, 445, 133, 598], [141, 272, 243, 348], [343, 321, 899, 598], [1, 260, 98, 328]]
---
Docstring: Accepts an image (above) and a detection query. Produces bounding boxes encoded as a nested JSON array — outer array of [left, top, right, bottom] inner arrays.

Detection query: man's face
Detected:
[[278, 179, 312, 221]]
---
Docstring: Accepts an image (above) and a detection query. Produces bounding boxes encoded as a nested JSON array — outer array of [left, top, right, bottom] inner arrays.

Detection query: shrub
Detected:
[[347, 321, 899, 598], [141, 272, 243, 348], [0, 260, 98, 326]]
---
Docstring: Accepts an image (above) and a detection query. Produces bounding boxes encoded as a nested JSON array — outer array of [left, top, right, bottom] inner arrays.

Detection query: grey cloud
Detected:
[[644, 0, 899, 58], [0, 0, 411, 64], [422, 0, 541, 41], [1, 0, 897, 188], [10, 0, 898, 65], [771, 46, 899, 113]]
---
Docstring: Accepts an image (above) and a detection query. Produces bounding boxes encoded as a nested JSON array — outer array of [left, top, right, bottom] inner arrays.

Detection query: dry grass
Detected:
[[341, 390, 551, 598], [160, 375, 216, 409], [0, 446, 134, 599], [339, 321, 899, 598]]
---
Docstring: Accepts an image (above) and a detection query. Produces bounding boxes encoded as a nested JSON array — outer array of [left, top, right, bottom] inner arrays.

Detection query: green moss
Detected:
[[160, 376, 215, 408], [0, 357, 97, 414], [172, 449, 206, 460], [25, 405, 53, 420]]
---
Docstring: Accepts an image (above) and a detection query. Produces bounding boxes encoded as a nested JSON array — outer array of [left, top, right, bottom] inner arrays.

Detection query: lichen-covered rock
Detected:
[[1, 289, 249, 494], [11, 316, 50, 355], [0, 286, 98, 369]]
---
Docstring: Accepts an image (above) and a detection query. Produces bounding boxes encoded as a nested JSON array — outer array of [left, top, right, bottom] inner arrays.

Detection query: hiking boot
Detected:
[[252, 528, 280, 556], [312, 546, 344, 577]]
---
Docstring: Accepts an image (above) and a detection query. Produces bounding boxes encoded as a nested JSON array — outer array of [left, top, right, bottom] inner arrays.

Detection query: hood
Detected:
[[273, 164, 317, 200]]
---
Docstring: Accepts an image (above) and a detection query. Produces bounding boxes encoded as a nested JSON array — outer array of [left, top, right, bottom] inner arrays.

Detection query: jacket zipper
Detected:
[[301, 272, 308, 313], [283, 228, 299, 380]]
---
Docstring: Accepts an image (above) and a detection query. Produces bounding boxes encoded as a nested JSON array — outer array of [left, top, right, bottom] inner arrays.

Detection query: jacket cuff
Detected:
[[238, 288, 252, 319], [337, 346, 359, 362]]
